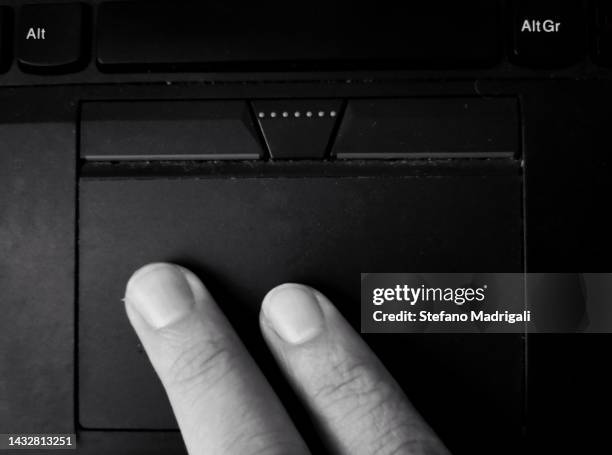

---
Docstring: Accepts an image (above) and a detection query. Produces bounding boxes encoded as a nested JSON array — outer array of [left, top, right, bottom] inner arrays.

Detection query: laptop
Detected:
[[1, 1, 610, 453]]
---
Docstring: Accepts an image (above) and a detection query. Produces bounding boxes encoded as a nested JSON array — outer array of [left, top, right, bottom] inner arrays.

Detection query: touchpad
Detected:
[[78, 173, 523, 444]]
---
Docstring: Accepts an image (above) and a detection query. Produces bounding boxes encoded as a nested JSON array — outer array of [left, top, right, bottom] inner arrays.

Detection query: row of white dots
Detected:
[[258, 110, 337, 119]]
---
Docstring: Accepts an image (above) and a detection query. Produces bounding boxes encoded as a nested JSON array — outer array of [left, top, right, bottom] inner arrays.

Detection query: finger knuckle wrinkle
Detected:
[[226, 431, 307, 455], [377, 438, 449, 455], [166, 336, 237, 390], [315, 358, 389, 413], [371, 425, 444, 455]]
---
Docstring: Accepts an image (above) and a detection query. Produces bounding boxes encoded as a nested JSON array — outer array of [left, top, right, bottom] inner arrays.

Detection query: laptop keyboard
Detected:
[[0, 0, 610, 77], [0, 1, 602, 162]]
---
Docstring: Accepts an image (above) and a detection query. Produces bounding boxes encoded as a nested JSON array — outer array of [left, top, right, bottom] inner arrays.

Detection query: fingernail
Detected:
[[262, 284, 325, 344], [125, 263, 195, 329]]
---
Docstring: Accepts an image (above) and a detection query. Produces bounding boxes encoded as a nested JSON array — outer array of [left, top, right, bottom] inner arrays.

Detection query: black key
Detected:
[[17, 3, 88, 73], [80, 101, 263, 161], [593, 1, 612, 66], [332, 98, 518, 160], [97, 1, 500, 71], [510, 0, 586, 68], [0, 7, 10, 73], [252, 100, 342, 160]]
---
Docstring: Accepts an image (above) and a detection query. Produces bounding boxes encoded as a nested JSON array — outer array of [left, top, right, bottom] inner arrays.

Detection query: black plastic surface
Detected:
[[593, 1, 612, 66], [521, 80, 612, 454], [333, 98, 519, 159], [0, 7, 9, 72], [0, 89, 76, 434], [96, 0, 500, 71], [81, 101, 263, 161]]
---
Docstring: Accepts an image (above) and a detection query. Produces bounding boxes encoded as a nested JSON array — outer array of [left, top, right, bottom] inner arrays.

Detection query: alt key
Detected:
[[510, 0, 585, 68], [17, 3, 88, 74]]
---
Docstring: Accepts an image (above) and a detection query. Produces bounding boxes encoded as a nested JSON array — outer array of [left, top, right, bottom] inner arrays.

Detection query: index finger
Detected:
[[124, 263, 310, 455]]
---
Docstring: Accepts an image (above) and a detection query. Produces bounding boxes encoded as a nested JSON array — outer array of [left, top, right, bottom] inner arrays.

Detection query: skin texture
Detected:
[[124, 263, 450, 455]]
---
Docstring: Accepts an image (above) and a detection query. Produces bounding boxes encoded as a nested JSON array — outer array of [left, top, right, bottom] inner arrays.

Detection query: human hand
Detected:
[[124, 263, 449, 455]]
